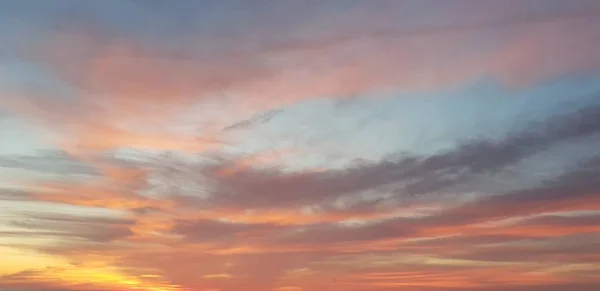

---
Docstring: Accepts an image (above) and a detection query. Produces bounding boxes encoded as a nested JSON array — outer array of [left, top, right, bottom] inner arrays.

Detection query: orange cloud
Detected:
[[33, 182, 173, 211], [20, 14, 600, 131], [2, 16, 600, 291]]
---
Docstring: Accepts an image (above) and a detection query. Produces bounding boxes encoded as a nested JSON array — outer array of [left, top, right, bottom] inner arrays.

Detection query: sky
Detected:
[[1, 0, 600, 291]]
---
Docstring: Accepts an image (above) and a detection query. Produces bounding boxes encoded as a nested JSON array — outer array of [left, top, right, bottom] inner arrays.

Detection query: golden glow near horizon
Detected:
[[0, 247, 68, 276]]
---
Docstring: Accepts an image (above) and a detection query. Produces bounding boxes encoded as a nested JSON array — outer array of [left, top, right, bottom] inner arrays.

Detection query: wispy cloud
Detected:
[[1, 1, 600, 291]]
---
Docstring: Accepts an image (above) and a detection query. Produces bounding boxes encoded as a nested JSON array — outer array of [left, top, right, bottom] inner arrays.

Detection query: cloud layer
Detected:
[[1, 1, 600, 291]]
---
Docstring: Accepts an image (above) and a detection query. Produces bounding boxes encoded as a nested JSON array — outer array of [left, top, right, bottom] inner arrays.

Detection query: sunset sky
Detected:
[[1, 1, 600, 291]]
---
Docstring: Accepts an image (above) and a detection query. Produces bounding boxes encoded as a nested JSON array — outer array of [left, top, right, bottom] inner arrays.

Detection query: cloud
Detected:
[[31, 181, 172, 211], [513, 213, 600, 228], [6, 3, 598, 144], [0, 265, 174, 291], [175, 99, 600, 211], [465, 283, 600, 291], [451, 234, 600, 263], [0, 150, 98, 176], [0, 189, 34, 201], [223, 109, 284, 132], [165, 152, 600, 255], [189, 152, 600, 252], [2, 2, 600, 290], [172, 219, 279, 242], [273, 220, 415, 247], [5, 212, 134, 243], [431, 155, 600, 226], [3, 99, 599, 291]]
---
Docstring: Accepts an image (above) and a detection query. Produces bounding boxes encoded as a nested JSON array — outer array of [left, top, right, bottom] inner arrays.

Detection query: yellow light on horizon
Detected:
[[0, 246, 68, 276]]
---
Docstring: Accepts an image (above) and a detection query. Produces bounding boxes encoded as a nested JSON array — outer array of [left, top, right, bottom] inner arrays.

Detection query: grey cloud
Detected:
[[0, 150, 98, 176], [450, 233, 600, 263], [0, 189, 33, 201], [223, 108, 284, 131], [26, 213, 135, 226], [223, 155, 600, 249], [197, 100, 600, 209], [429, 155, 600, 226], [166, 152, 600, 250], [7, 213, 134, 242]]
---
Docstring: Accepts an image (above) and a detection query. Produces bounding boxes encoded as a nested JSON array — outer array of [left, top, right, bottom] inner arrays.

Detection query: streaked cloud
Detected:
[[1, 1, 600, 291]]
